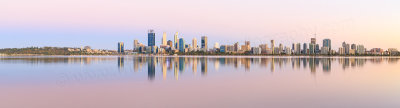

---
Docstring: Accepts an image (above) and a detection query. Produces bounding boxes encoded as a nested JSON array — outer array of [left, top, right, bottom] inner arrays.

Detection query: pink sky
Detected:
[[1, 0, 399, 49]]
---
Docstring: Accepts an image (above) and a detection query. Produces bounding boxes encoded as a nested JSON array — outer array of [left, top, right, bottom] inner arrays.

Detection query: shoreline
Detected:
[[1, 54, 400, 58]]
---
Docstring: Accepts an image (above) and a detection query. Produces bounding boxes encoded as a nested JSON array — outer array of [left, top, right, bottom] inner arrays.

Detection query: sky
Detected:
[[1, 0, 399, 50]]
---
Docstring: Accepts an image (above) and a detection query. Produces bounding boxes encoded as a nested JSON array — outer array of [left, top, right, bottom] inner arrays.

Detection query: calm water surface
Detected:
[[0, 56, 400, 108]]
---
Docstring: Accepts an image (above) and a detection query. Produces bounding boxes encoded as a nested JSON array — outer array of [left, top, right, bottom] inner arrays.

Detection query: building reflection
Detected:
[[121, 57, 400, 81], [3, 56, 398, 81], [118, 57, 124, 70], [148, 57, 155, 81]]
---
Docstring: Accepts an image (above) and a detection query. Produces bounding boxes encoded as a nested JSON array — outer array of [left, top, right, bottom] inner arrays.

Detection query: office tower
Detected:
[[296, 43, 301, 54], [259, 44, 269, 54], [279, 44, 283, 54], [220, 45, 226, 53], [323, 39, 331, 51], [356, 45, 365, 54], [345, 44, 350, 54], [234, 42, 240, 52], [174, 32, 179, 49], [133, 40, 138, 51], [192, 38, 197, 50], [303, 43, 307, 54], [201, 36, 208, 52], [321, 47, 329, 55], [245, 41, 250, 50], [214, 42, 220, 49], [162, 32, 167, 46], [271, 40, 275, 54], [342, 42, 347, 48], [315, 44, 320, 54], [311, 38, 316, 44], [351, 44, 356, 50], [118, 42, 124, 53], [148, 29, 155, 46], [179, 38, 185, 52], [292, 43, 295, 51], [339, 47, 345, 55], [167, 40, 173, 47], [309, 43, 315, 54]]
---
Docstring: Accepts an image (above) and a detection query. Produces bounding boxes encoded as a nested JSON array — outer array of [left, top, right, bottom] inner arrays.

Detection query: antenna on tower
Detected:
[[314, 26, 317, 39]]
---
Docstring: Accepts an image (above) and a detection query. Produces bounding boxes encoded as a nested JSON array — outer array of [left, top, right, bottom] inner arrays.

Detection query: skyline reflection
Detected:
[[1, 56, 399, 81]]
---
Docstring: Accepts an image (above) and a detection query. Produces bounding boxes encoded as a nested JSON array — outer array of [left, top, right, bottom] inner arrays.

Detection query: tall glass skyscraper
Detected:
[[201, 36, 208, 52], [118, 42, 124, 53], [303, 43, 307, 54], [179, 38, 185, 52], [323, 39, 331, 51], [148, 29, 155, 46]]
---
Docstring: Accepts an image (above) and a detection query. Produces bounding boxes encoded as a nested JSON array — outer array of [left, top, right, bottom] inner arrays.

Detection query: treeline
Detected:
[[0, 47, 87, 55]]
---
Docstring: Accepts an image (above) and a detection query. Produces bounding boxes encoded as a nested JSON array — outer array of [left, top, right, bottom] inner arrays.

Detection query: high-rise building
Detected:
[[245, 41, 251, 51], [162, 32, 167, 46], [167, 40, 173, 48], [179, 38, 185, 52], [356, 45, 365, 54], [292, 43, 295, 51], [271, 40, 275, 54], [133, 40, 138, 51], [201, 36, 208, 52], [303, 43, 307, 54], [295, 43, 301, 54], [311, 38, 316, 44], [345, 44, 350, 54], [214, 42, 220, 49], [321, 47, 329, 55], [342, 42, 347, 48], [192, 38, 197, 50], [309, 43, 315, 54], [220, 45, 226, 53], [315, 44, 320, 54], [279, 44, 283, 54], [323, 39, 331, 51], [259, 44, 269, 54], [234, 42, 240, 52], [118, 42, 124, 53], [174, 32, 179, 49], [351, 44, 356, 50], [148, 29, 155, 46]]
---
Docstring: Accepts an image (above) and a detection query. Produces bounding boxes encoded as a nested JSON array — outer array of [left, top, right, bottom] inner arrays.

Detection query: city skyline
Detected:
[[1, 0, 400, 50]]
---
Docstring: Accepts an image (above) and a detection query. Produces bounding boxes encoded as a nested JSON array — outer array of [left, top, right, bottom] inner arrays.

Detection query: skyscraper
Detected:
[[179, 38, 185, 52], [303, 43, 307, 54], [271, 40, 275, 54], [311, 38, 316, 44], [351, 44, 356, 50], [174, 32, 179, 49], [323, 39, 331, 51], [345, 44, 350, 54], [201, 36, 208, 52], [162, 32, 167, 46], [167, 40, 173, 47], [296, 43, 301, 54], [118, 42, 124, 53], [234, 42, 240, 52], [133, 40, 138, 51], [245, 41, 250, 51], [214, 42, 220, 49], [192, 38, 197, 50], [309, 43, 315, 54], [148, 29, 155, 46], [279, 43, 283, 54]]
